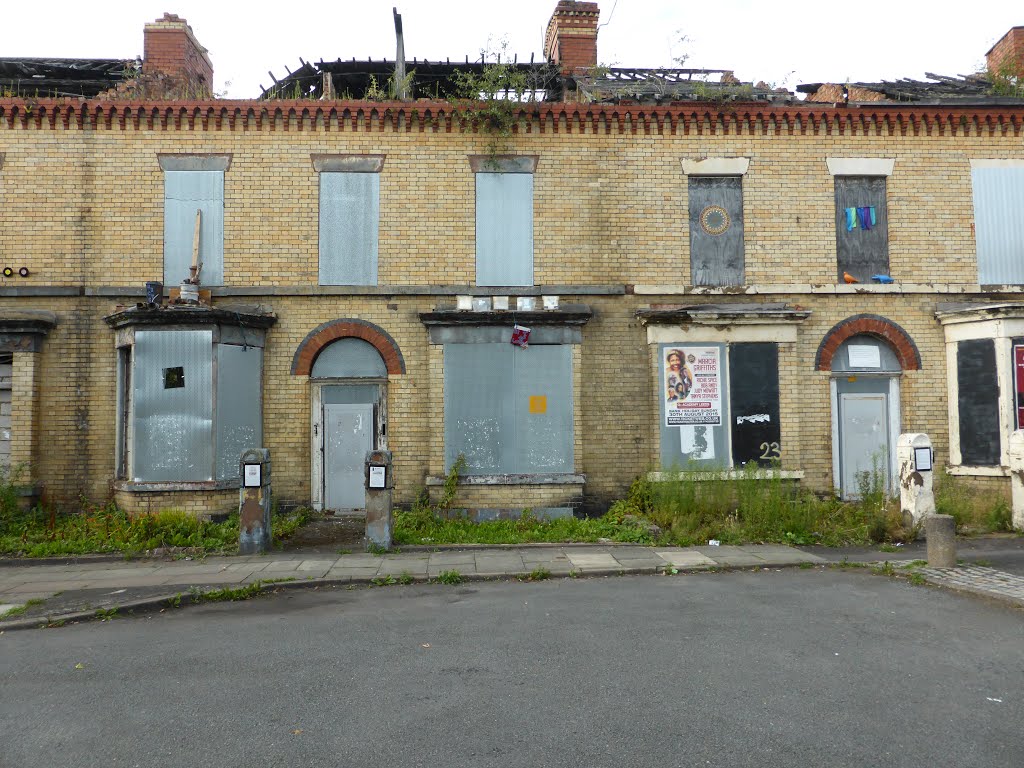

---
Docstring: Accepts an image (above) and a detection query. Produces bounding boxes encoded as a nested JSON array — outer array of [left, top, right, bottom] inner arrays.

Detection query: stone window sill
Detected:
[[113, 480, 240, 493], [944, 465, 1009, 478]]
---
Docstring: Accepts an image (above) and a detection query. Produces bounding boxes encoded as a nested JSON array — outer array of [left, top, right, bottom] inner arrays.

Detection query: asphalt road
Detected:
[[2, 569, 1022, 768]]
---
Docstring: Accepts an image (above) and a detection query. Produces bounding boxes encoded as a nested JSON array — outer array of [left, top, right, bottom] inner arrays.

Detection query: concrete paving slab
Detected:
[[296, 560, 338, 573], [653, 550, 719, 568], [0, 603, 21, 615], [565, 552, 622, 569], [158, 573, 249, 586], [376, 564, 428, 577], [324, 567, 381, 578], [705, 555, 769, 567], [427, 553, 478, 565]]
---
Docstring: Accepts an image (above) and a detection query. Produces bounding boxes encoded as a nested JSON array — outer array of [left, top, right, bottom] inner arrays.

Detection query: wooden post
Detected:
[[393, 8, 407, 100], [189, 208, 202, 283]]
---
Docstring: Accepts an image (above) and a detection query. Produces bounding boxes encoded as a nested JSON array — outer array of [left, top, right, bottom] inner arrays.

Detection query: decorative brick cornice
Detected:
[[815, 314, 921, 371], [2, 98, 1022, 138], [291, 318, 405, 376]]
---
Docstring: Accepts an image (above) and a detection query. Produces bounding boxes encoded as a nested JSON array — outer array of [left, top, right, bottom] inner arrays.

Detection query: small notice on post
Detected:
[[243, 464, 262, 488], [369, 465, 386, 489]]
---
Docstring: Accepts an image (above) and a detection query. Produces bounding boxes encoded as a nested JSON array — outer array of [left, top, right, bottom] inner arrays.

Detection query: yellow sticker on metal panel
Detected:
[[529, 395, 547, 414]]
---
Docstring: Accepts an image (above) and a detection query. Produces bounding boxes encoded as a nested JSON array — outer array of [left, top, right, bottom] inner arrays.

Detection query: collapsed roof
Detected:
[[0, 57, 135, 99]]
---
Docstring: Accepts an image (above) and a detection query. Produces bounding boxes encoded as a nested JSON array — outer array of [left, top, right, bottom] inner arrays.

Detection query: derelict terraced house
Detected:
[[1, 3, 1024, 518]]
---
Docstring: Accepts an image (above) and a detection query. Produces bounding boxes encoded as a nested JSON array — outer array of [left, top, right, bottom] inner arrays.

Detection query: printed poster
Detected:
[[664, 346, 722, 427]]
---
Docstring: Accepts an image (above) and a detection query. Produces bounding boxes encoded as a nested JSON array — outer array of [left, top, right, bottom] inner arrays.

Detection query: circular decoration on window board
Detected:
[[699, 205, 731, 236]]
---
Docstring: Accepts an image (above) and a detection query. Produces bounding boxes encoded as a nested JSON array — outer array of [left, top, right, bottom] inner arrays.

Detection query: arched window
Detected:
[[830, 335, 901, 374], [311, 338, 387, 379]]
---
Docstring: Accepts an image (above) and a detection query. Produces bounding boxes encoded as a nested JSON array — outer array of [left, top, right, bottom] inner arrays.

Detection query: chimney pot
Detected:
[[545, 1, 600, 75]]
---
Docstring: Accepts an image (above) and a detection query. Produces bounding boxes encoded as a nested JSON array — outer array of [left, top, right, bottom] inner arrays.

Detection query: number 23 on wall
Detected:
[[759, 441, 781, 460]]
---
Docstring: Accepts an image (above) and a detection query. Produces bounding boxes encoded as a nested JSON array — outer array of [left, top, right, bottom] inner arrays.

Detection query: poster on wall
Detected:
[[664, 347, 722, 427]]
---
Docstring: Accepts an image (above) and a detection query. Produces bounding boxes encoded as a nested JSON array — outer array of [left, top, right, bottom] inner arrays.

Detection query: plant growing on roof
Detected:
[[452, 39, 533, 164]]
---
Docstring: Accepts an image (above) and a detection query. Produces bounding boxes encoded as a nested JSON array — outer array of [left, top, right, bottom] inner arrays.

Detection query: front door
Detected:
[[838, 390, 889, 499], [324, 403, 373, 511]]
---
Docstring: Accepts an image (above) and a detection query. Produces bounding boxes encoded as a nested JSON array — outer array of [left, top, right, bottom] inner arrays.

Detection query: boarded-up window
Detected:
[[133, 330, 214, 482], [972, 166, 1024, 284], [215, 344, 262, 481], [128, 331, 263, 482], [957, 338, 1000, 466], [689, 176, 744, 286], [728, 343, 781, 467], [444, 343, 572, 474], [164, 170, 224, 287], [319, 172, 379, 285], [0, 353, 11, 468], [476, 173, 533, 287], [659, 342, 781, 470], [834, 176, 888, 283]]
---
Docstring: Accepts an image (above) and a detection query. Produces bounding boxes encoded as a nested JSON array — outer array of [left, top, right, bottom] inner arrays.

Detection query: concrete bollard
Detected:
[[239, 449, 272, 555], [364, 450, 393, 551], [926, 514, 957, 568], [1008, 430, 1024, 531], [896, 433, 935, 530]]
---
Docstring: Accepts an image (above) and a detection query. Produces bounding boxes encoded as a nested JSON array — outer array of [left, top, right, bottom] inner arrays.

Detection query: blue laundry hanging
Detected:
[[857, 206, 873, 230], [846, 207, 857, 231]]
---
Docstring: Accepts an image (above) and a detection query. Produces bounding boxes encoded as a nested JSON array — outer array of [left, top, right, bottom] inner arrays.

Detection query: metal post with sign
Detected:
[[239, 448, 272, 554], [365, 449, 393, 551]]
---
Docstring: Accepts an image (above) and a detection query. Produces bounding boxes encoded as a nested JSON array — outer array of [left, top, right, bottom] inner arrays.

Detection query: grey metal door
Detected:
[[839, 392, 889, 499], [324, 403, 373, 511]]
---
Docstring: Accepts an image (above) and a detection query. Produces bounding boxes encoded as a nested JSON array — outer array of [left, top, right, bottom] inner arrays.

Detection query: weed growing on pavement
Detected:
[[95, 607, 118, 621], [907, 572, 927, 586], [518, 567, 551, 582], [371, 575, 398, 587], [0, 597, 45, 619], [398, 571, 414, 585], [193, 581, 266, 603], [435, 569, 464, 585]]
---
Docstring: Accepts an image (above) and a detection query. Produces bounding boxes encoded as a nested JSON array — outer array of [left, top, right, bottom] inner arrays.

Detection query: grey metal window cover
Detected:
[[133, 330, 214, 482], [972, 166, 1024, 284], [834, 176, 889, 283], [322, 384, 380, 404], [311, 338, 387, 378], [215, 344, 262, 481], [658, 342, 730, 470], [164, 170, 224, 287], [319, 172, 379, 286], [476, 172, 533, 287], [444, 343, 572, 474], [688, 176, 744, 287]]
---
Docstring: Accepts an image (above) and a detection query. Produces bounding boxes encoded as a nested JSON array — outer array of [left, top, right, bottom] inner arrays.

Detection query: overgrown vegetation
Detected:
[[0, 478, 312, 558], [397, 460, 1015, 548], [452, 41, 534, 164]]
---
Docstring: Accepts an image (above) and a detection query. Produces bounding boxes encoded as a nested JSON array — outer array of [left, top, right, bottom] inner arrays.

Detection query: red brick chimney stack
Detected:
[[986, 26, 1024, 78], [143, 13, 213, 91], [544, 1, 600, 75]]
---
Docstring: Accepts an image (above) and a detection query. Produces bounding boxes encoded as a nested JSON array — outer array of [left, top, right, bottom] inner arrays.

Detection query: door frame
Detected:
[[830, 375, 900, 498], [310, 379, 387, 512]]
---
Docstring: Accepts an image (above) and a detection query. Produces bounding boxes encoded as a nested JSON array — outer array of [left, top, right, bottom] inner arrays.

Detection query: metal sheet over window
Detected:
[[215, 344, 262, 481], [957, 339, 1000, 466], [445, 343, 571, 473], [513, 345, 573, 473], [972, 167, 1024, 284], [319, 172, 379, 286], [659, 342, 730, 470], [689, 176, 744, 286], [133, 330, 213, 482], [476, 173, 533, 287], [164, 170, 224, 287], [834, 176, 888, 283], [311, 338, 387, 378]]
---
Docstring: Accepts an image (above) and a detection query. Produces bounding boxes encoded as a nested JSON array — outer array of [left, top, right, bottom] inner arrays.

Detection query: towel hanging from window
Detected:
[[845, 207, 858, 231]]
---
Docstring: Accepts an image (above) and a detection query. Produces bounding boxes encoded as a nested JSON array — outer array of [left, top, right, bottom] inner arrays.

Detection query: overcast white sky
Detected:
[[5, 0, 1022, 98]]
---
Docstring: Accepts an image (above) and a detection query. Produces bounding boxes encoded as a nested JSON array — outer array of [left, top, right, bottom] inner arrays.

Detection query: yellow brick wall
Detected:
[[1, 105, 1021, 514]]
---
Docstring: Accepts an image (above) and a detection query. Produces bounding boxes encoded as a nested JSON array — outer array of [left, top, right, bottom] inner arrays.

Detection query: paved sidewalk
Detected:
[[2, 542, 1024, 628], [0, 544, 822, 626]]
